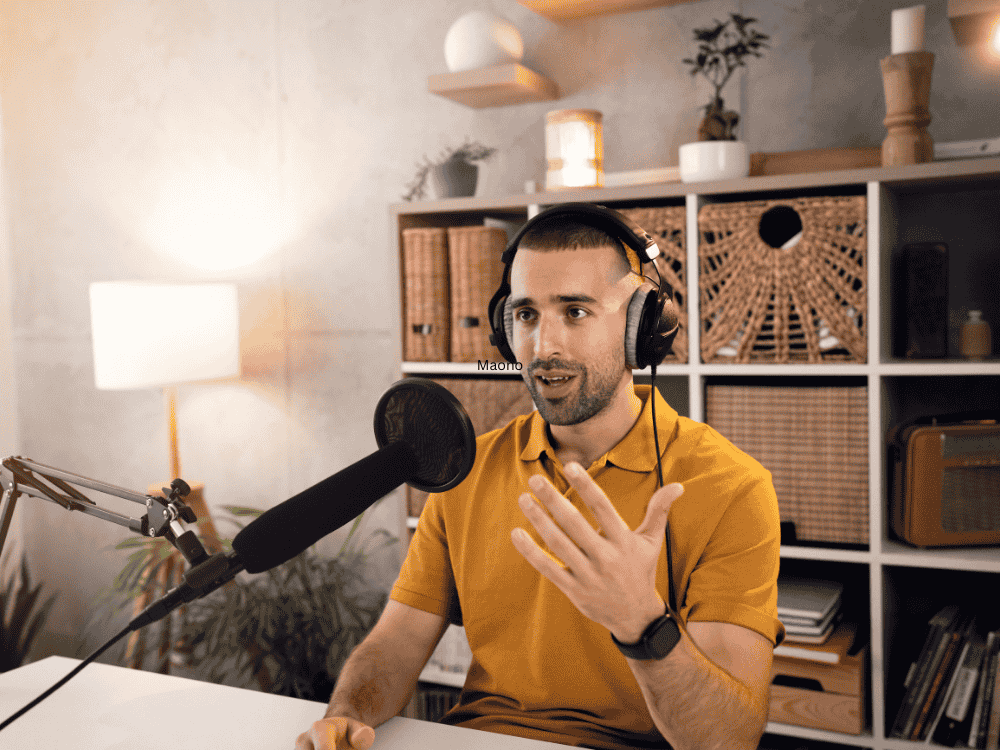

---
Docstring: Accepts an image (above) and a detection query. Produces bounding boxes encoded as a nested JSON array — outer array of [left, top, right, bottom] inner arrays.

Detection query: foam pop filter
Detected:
[[374, 377, 476, 493]]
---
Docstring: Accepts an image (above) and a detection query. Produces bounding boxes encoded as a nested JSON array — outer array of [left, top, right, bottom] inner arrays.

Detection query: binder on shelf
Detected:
[[447, 226, 506, 363], [986, 649, 1000, 750], [402, 227, 450, 362]]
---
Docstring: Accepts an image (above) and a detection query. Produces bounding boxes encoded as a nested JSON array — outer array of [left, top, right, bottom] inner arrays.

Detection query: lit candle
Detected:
[[891, 5, 926, 55]]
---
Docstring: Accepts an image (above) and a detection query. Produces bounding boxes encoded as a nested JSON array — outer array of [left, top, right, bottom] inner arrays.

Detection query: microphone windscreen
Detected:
[[232, 440, 418, 573], [374, 378, 475, 492]]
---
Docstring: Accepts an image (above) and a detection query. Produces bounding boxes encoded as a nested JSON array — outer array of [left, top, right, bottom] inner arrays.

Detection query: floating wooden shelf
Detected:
[[516, 0, 700, 22], [428, 63, 559, 108]]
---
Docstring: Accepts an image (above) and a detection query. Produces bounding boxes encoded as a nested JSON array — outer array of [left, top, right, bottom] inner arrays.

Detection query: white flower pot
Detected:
[[679, 141, 750, 183]]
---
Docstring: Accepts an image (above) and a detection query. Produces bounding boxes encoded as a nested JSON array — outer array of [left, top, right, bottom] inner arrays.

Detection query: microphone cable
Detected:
[[0, 622, 132, 732]]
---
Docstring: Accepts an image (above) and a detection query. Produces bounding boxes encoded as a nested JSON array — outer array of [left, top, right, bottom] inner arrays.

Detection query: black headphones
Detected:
[[487, 203, 680, 370]]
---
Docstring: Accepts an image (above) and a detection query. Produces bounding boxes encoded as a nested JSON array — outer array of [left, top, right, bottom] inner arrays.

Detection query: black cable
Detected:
[[0, 621, 133, 732]]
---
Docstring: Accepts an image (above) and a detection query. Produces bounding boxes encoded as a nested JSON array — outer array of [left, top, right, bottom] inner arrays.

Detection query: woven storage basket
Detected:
[[448, 226, 507, 363], [620, 206, 688, 364], [699, 195, 867, 363], [705, 383, 869, 544], [402, 227, 450, 362]]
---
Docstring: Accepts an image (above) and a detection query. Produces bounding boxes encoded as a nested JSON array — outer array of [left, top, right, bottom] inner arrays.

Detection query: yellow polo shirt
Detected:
[[390, 384, 784, 749]]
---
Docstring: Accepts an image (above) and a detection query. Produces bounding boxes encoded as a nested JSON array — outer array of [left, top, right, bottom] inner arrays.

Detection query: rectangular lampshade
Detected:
[[948, 0, 1000, 47], [90, 282, 240, 390]]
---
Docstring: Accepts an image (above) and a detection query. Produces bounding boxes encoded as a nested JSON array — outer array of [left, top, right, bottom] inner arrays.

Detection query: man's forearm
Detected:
[[626, 625, 767, 750], [326, 638, 417, 728]]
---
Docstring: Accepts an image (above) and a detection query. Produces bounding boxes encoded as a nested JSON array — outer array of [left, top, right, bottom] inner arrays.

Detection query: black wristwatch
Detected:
[[611, 607, 681, 660]]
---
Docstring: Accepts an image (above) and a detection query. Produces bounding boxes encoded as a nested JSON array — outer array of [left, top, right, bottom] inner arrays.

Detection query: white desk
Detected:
[[0, 656, 566, 749]]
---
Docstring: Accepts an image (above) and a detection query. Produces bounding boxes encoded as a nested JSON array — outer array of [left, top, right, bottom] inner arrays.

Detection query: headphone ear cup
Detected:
[[503, 297, 514, 351], [624, 286, 655, 370], [489, 294, 517, 364]]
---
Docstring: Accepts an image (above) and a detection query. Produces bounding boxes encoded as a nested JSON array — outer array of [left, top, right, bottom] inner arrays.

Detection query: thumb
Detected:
[[638, 482, 683, 538], [350, 724, 375, 750]]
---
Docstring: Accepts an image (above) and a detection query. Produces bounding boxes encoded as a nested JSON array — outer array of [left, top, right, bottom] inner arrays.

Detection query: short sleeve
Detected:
[[390, 492, 463, 626], [680, 476, 786, 647]]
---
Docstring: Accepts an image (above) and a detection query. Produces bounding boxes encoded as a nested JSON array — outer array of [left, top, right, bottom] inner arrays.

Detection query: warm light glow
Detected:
[[992, 19, 1000, 54], [143, 164, 293, 271], [545, 109, 603, 190], [90, 282, 240, 390]]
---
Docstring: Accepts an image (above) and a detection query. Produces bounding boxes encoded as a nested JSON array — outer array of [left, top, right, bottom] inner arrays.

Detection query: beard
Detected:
[[523, 348, 625, 426]]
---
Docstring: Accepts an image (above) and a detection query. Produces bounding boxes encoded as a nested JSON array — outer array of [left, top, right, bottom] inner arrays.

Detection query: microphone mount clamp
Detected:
[[0, 456, 209, 566]]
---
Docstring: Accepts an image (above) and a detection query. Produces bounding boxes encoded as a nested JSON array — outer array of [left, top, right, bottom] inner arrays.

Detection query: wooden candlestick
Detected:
[[880, 51, 935, 166]]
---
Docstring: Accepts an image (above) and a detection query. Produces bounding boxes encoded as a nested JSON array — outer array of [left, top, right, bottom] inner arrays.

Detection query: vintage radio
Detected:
[[888, 411, 1000, 547]]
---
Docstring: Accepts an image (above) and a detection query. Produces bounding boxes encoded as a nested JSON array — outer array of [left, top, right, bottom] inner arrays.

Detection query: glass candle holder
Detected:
[[545, 109, 603, 190]]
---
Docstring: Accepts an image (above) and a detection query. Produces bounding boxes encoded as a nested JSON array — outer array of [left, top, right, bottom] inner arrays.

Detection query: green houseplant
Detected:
[[403, 138, 497, 201], [1, 552, 57, 672], [91, 505, 396, 701], [682, 12, 769, 141], [678, 13, 769, 183]]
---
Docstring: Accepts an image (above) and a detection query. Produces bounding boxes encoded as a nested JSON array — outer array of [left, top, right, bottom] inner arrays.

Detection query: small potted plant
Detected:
[[403, 138, 497, 201], [88, 505, 395, 700], [679, 13, 769, 183]]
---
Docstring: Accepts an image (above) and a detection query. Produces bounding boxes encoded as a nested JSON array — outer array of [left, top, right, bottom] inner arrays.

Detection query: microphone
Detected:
[[130, 377, 476, 627]]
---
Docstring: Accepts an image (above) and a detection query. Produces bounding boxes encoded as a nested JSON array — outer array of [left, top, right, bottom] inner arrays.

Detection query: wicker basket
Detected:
[[699, 195, 867, 364], [620, 206, 688, 364], [448, 226, 507, 363], [705, 383, 869, 545], [402, 227, 450, 362]]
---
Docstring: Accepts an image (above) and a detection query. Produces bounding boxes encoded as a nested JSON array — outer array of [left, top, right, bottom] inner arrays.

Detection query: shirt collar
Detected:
[[520, 384, 679, 472]]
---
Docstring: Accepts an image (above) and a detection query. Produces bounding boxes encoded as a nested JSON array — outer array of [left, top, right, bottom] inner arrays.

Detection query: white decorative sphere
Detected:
[[444, 11, 524, 73]]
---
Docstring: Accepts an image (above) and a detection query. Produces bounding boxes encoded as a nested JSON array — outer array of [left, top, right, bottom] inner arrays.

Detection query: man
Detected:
[[296, 208, 784, 750]]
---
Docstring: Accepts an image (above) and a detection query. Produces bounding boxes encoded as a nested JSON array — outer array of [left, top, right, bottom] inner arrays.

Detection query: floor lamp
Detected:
[[89, 281, 240, 671]]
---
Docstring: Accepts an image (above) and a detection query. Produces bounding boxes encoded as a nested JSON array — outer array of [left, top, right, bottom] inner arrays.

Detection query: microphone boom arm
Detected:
[[0, 456, 209, 565]]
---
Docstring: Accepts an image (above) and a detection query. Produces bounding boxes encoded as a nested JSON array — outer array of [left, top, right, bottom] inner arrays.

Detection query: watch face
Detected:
[[650, 616, 681, 658]]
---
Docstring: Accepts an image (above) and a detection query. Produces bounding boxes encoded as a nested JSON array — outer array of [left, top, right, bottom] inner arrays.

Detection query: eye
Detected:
[[567, 306, 588, 319], [514, 308, 535, 322]]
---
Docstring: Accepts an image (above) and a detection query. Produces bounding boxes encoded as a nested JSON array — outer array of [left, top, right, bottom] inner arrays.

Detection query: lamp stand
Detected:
[[880, 51, 935, 166]]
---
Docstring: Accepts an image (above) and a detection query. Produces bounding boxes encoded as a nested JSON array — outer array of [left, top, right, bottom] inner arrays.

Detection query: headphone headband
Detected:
[[499, 203, 661, 266]]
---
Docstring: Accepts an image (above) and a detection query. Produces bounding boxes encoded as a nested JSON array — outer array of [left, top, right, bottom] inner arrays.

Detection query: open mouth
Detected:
[[536, 373, 575, 389]]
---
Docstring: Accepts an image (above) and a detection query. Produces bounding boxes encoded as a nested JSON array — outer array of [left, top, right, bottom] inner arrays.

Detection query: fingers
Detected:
[[561, 463, 631, 541], [295, 717, 375, 750]]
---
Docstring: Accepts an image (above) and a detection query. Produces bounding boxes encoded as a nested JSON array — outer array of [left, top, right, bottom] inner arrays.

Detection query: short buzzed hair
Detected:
[[517, 218, 641, 276]]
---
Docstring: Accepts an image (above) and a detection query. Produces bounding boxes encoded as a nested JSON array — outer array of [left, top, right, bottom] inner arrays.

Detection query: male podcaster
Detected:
[[295, 204, 784, 750]]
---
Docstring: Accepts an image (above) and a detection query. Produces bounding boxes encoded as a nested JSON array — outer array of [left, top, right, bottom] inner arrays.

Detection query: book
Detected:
[[903, 618, 971, 740], [970, 632, 999, 748], [891, 604, 961, 738], [987, 647, 1000, 750], [926, 640, 972, 743], [774, 620, 856, 664], [777, 577, 844, 621], [782, 601, 842, 636], [912, 615, 975, 740], [932, 631, 987, 746]]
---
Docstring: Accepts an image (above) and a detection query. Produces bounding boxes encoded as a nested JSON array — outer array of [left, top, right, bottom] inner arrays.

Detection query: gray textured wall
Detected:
[[0, 0, 996, 661]]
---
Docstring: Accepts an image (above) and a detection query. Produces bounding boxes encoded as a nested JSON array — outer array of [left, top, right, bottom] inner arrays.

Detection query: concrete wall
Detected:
[[0, 0, 996, 660]]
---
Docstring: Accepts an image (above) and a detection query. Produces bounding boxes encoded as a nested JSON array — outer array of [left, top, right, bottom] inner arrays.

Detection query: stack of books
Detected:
[[777, 576, 844, 645], [890, 605, 1000, 747]]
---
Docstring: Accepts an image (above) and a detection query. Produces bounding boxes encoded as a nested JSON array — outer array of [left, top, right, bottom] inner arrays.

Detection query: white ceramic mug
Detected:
[[679, 141, 750, 183]]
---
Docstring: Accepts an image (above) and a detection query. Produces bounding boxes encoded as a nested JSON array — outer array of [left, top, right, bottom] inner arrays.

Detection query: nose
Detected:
[[532, 311, 565, 361]]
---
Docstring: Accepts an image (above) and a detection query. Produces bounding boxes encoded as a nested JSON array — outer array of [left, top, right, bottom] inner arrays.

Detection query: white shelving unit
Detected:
[[390, 156, 1000, 748]]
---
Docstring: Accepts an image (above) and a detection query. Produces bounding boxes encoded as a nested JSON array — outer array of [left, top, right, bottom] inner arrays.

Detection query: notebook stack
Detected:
[[777, 576, 844, 645], [769, 576, 865, 735]]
